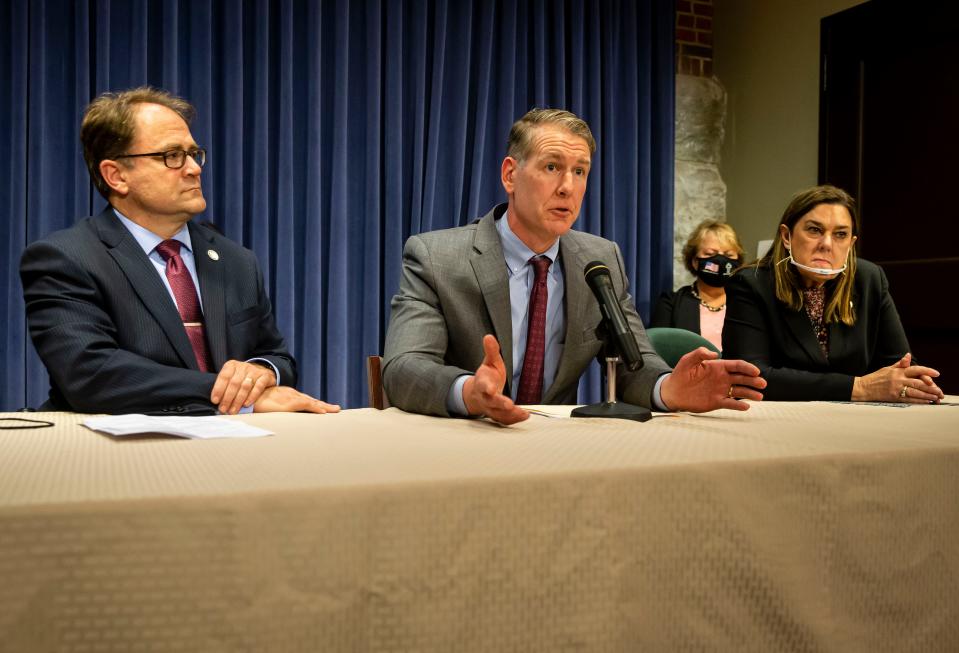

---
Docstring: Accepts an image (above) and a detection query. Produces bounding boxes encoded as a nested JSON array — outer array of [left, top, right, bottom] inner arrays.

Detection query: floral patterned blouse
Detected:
[[802, 286, 829, 359]]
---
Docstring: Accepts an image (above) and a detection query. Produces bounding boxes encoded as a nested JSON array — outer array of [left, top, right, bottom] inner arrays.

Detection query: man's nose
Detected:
[[556, 171, 572, 196], [183, 155, 202, 175]]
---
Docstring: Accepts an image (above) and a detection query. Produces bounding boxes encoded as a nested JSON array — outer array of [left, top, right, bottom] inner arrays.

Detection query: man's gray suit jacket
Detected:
[[20, 207, 296, 414], [383, 204, 671, 416]]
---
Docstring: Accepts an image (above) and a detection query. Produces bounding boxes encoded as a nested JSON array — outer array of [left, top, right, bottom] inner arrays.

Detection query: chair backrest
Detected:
[[366, 355, 391, 409], [645, 327, 721, 368]]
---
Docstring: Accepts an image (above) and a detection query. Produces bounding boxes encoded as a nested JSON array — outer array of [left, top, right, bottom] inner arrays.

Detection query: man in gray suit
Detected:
[[383, 108, 766, 424]]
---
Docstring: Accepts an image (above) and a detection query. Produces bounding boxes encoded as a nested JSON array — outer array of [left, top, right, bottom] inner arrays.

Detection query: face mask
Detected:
[[695, 254, 738, 287], [783, 244, 848, 277]]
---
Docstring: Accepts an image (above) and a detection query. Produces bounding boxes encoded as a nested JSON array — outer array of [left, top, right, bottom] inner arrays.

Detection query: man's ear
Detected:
[[99, 159, 129, 196], [501, 156, 517, 195]]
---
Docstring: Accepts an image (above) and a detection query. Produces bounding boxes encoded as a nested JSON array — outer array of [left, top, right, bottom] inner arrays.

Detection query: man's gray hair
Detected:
[[506, 108, 596, 162]]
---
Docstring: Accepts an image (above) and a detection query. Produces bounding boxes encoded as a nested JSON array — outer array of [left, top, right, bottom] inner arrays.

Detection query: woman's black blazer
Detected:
[[650, 285, 702, 333], [723, 259, 910, 401]]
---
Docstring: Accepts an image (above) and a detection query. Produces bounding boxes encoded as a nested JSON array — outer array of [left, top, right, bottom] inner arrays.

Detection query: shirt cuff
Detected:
[[652, 373, 671, 412], [246, 358, 280, 385], [446, 374, 472, 416]]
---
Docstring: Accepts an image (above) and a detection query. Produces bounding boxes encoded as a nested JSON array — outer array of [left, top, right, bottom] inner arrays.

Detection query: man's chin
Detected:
[[549, 218, 577, 237], [187, 198, 207, 214]]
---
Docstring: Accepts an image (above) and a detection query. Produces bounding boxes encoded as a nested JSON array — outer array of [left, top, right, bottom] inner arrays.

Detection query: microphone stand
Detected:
[[571, 341, 652, 423]]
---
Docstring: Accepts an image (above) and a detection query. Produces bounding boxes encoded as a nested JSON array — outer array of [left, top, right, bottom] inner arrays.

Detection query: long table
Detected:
[[1, 400, 958, 652]]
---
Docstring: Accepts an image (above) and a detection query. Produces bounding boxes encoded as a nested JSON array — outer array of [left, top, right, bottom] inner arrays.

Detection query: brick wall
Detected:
[[676, 0, 713, 76]]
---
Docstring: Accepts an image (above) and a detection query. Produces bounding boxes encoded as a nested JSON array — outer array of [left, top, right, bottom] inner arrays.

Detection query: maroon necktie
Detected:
[[155, 239, 213, 372], [516, 255, 551, 405]]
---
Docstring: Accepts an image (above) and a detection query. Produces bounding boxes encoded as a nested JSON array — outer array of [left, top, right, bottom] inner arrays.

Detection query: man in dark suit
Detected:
[[383, 108, 766, 424], [20, 87, 338, 415]]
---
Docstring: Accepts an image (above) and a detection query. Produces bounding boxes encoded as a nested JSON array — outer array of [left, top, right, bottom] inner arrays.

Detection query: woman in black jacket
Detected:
[[723, 185, 944, 402], [651, 220, 744, 352]]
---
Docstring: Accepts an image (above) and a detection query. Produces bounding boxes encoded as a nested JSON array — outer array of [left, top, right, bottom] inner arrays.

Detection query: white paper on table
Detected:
[[522, 405, 579, 418], [83, 414, 273, 439]]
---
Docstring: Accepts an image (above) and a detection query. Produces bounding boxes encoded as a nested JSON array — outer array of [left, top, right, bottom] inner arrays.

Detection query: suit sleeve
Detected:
[[20, 239, 219, 414], [608, 244, 673, 407], [870, 265, 911, 369], [382, 235, 472, 416], [245, 259, 296, 386], [723, 271, 854, 400]]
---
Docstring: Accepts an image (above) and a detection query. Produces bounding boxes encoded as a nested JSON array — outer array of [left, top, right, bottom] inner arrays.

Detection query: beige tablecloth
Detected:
[[1, 400, 958, 652]]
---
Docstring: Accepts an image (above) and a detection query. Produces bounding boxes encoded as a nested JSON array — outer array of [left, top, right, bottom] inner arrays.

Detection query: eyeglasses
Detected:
[[114, 148, 207, 169]]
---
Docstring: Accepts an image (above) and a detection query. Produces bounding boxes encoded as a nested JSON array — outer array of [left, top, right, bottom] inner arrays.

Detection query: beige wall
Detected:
[[713, 0, 863, 260]]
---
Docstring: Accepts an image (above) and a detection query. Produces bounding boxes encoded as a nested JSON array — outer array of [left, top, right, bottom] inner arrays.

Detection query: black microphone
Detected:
[[584, 261, 643, 371]]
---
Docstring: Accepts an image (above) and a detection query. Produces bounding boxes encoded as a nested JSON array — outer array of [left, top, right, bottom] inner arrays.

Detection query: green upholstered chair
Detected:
[[645, 327, 721, 368]]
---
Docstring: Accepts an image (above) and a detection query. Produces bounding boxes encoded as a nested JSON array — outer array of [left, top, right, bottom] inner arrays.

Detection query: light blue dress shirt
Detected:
[[114, 210, 203, 309], [447, 215, 563, 414], [498, 215, 565, 397], [113, 210, 278, 408], [446, 213, 670, 415]]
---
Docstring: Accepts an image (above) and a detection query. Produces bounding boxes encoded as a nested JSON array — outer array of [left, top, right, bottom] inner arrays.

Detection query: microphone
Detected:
[[583, 261, 643, 371]]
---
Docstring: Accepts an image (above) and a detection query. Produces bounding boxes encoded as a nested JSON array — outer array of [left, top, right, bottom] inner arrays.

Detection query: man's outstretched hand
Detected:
[[462, 334, 529, 425], [660, 347, 766, 412]]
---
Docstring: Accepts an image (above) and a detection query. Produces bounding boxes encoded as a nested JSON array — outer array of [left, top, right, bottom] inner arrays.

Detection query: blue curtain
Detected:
[[1, 0, 674, 410]]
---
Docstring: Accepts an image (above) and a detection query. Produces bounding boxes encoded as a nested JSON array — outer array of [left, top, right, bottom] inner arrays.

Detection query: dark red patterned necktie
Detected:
[[155, 239, 213, 372], [516, 255, 552, 405]]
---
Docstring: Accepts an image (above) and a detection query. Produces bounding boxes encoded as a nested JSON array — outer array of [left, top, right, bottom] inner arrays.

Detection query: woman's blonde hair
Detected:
[[747, 185, 860, 326], [681, 220, 745, 276]]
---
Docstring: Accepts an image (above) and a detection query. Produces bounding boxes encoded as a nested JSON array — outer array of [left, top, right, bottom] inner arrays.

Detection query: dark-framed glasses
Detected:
[[114, 148, 207, 169]]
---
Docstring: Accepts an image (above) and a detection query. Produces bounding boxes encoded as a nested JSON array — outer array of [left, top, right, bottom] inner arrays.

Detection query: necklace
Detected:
[[691, 283, 725, 312]]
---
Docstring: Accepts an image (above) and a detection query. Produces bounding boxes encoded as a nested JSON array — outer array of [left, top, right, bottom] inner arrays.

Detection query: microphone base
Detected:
[[570, 401, 652, 422]]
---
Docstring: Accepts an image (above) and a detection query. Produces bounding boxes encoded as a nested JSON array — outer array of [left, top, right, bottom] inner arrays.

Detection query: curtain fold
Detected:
[[2, 0, 29, 410], [1, 0, 674, 410]]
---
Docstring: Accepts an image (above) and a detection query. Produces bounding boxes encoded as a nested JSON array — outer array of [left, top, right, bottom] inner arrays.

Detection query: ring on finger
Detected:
[[899, 385, 908, 399], [727, 385, 735, 398]]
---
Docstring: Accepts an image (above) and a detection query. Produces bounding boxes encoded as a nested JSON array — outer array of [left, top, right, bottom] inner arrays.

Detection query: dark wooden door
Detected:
[[820, 0, 959, 393]]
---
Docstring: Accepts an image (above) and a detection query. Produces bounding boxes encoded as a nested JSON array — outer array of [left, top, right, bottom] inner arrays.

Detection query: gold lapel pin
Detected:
[[208, 249, 219, 261]]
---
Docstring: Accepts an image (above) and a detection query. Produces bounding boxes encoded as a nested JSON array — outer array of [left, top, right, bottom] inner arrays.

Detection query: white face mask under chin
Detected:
[[779, 248, 847, 276]]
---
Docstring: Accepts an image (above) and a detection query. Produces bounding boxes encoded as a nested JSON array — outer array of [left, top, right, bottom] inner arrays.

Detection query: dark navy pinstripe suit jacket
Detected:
[[20, 207, 296, 414]]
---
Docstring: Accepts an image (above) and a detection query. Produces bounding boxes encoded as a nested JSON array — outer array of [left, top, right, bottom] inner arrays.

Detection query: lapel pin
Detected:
[[208, 249, 219, 261]]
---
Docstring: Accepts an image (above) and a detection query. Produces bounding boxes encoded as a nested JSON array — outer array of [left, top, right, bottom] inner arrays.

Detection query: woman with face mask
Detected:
[[650, 220, 744, 351], [723, 185, 944, 402]]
